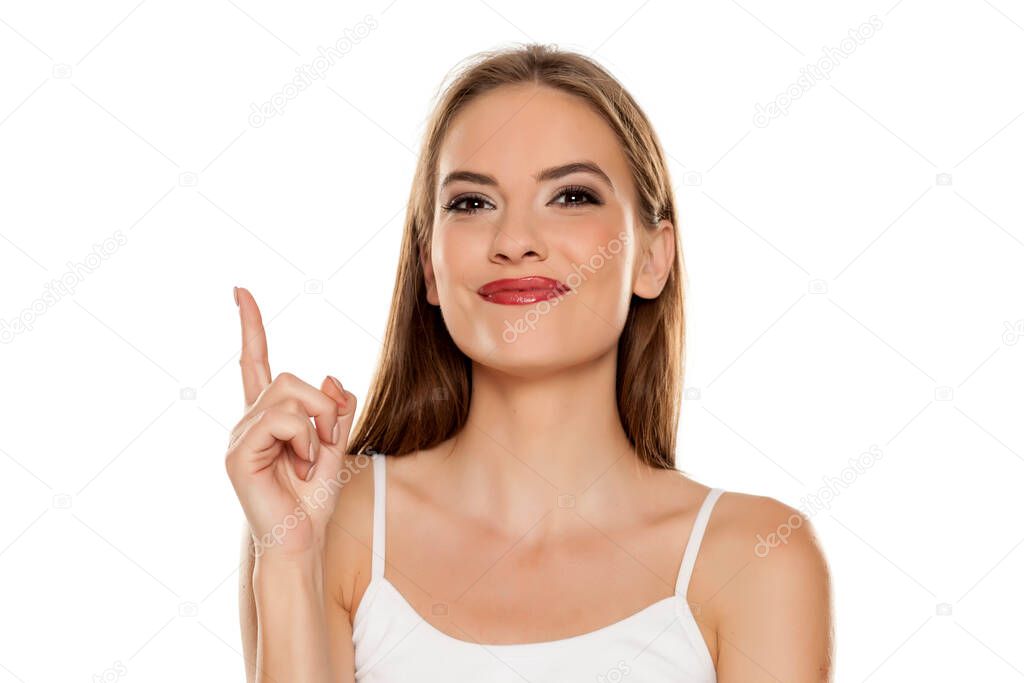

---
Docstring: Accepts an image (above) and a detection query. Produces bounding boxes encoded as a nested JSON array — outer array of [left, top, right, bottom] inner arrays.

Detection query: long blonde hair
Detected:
[[346, 43, 685, 470]]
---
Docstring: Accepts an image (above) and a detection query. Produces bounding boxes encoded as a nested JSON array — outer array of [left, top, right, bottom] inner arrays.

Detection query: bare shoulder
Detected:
[[702, 491, 828, 570], [692, 490, 833, 682], [694, 491, 831, 611], [323, 452, 379, 615]]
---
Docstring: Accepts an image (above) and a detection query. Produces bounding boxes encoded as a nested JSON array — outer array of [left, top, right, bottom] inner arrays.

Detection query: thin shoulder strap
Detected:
[[675, 488, 725, 595], [370, 452, 387, 580]]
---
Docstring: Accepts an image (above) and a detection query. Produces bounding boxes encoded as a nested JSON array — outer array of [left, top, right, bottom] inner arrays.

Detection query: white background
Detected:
[[1, 1, 1023, 680]]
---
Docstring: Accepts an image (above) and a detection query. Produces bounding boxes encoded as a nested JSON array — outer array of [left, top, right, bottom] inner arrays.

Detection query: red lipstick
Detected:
[[477, 276, 570, 305]]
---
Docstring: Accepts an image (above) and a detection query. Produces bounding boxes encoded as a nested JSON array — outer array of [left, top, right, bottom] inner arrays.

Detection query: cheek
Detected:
[[428, 213, 639, 370], [556, 210, 636, 288], [558, 227, 636, 324], [433, 223, 481, 291]]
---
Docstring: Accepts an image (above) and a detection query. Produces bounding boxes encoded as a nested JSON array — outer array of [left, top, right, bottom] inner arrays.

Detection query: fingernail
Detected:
[[233, 286, 239, 306], [308, 441, 315, 462], [304, 463, 318, 482], [331, 420, 340, 445], [328, 375, 344, 396]]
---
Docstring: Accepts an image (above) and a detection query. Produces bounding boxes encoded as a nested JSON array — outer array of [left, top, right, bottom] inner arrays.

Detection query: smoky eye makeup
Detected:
[[548, 184, 603, 207], [440, 184, 604, 215], [440, 192, 495, 214]]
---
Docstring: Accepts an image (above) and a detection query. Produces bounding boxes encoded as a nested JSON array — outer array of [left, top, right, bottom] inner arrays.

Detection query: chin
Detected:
[[465, 331, 607, 379]]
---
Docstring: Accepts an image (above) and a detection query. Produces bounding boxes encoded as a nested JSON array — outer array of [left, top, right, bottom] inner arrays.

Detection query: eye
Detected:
[[441, 193, 495, 215], [549, 185, 602, 208]]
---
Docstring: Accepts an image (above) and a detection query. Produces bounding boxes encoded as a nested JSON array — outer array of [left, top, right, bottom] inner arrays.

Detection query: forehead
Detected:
[[437, 84, 631, 190]]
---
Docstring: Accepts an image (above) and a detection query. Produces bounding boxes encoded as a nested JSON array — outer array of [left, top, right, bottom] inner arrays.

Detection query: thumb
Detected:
[[320, 375, 357, 454], [303, 376, 357, 488]]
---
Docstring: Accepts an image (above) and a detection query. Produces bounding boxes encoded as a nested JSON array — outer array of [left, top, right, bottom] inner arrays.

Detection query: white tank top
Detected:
[[352, 452, 723, 682]]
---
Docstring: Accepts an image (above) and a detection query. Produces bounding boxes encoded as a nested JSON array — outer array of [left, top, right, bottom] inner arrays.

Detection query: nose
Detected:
[[489, 212, 546, 265]]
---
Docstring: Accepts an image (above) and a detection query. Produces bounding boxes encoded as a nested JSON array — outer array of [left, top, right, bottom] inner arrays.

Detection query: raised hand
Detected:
[[224, 286, 357, 560]]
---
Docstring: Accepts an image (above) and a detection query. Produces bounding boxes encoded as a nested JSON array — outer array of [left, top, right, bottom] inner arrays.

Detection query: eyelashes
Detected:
[[549, 185, 603, 209], [440, 193, 492, 214], [441, 185, 603, 215]]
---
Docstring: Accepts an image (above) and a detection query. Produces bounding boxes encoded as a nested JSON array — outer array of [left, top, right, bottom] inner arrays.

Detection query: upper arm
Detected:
[[714, 497, 834, 683], [325, 517, 355, 683], [323, 453, 377, 682]]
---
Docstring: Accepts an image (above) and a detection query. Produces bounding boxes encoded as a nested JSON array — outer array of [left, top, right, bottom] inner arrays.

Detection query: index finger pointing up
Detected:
[[235, 286, 272, 407]]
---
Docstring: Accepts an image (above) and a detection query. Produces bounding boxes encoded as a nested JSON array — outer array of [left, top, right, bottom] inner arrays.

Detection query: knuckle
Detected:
[[265, 406, 302, 433], [239, 353, 265, 367], [320, 389, 339, 410], [281, 397, 304, 414], [259, 405, 283, 421]]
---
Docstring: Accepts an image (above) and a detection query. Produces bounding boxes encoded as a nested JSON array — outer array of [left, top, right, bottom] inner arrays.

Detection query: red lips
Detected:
[[477, 276, 570, 305]]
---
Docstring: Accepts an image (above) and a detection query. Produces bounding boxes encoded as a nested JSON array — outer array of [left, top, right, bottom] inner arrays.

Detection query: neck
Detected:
[[443, 347, 646, 532]]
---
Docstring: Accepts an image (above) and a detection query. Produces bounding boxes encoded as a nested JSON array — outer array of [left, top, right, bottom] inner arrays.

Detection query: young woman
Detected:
[[228, 43, 832, 682]]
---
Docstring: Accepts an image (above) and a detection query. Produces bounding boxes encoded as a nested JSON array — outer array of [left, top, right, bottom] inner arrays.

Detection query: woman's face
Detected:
[[424, 83, 673, 376]]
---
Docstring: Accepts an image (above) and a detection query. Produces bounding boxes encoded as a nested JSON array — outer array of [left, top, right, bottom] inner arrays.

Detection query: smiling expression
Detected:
[[421, 83, 672, 374]]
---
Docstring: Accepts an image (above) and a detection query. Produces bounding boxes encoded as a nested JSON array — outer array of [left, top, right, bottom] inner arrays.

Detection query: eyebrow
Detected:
[[438, 160, 614, 193]]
